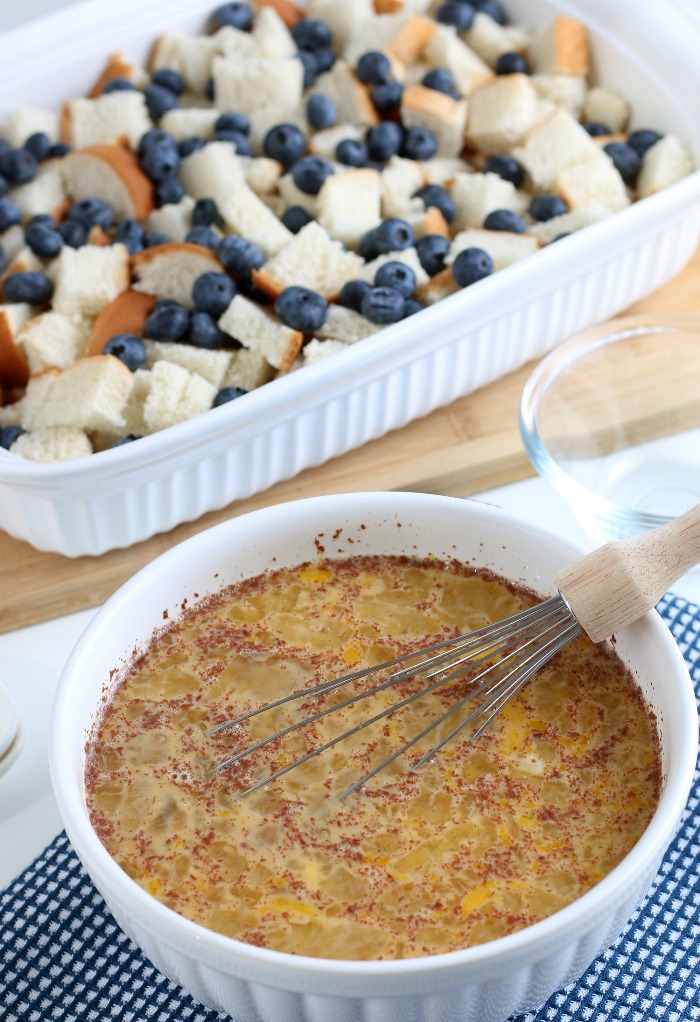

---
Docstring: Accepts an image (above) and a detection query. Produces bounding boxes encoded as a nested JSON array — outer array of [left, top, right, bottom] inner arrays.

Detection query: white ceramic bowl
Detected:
[[49, 492, 698, 1022]]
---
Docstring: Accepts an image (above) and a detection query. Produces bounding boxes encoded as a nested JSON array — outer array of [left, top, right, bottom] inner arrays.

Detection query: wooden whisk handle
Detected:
[[554, 502, 700, 643]]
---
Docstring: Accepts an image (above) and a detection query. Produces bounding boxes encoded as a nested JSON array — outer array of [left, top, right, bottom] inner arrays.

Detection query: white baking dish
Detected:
[[1, 0, 700, 557]]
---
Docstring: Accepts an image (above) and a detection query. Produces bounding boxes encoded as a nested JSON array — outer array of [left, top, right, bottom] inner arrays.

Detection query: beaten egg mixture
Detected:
[[85, 555, 661, 959]]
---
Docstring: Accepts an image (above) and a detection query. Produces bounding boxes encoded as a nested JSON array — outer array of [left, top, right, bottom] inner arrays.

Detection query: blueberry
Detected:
[[185, 225, 220, 250], [141, 141, 180, 183], [604, 141, 642, 183], [143, 230, 171, 248], [0, 148, 36, 184], [282, 205, 312, 233], [139, 127, 177, 157], [190, 309, 225, 349], [193, 197, 223, 228], [436, 2, 476, 31], [314, 47, 336, 74], [401, 127, 438, 161], [24, 132, 52, 162], [275, 285, 328, 332], [214, 130, 253, 156], [151, 67, 185, 96], [297, 50, 320, 89], [3, 271, 53, 304], [476, 0, 507, 25], [215, 111, 251, 136], [102, 333, 147, 371], [263, 123, 306, 165], [144, 83, 179, 121], [205, 77, 215, 101], [58, 219, 87, 248], [371, 80, 403, 112], [178, 136, 207, 158], [339, 278, 372, 311], [213, 385, 247, 407], [291, 18, 333, 53], [335, 138, 368, 167], [421, 68, 459, 97], [495, 51, 529, 75], [218, 235, 264, 275], [0, 241, 4, 273], [403, 299, 424, 317], [627, 129, 663, 157], [291, 155, 334, 195], [483, 208, 526, 233], [156, 178, 186, 206], [192, 271, 236, 317], [451, 247, 494, 287], [306, 93, 337, 130], [25, 216, 64, 258], [414, 183, 455, 223], [67, 197, 114, 230], [0, 139, 9, 157], [550, 232, 571, 243], [0, 198, 21, 232], [361, 285, 405, 323], [374, 260, 416, 298], [110, 434, 140, 447], [583, 121, 611, 137], [145, 302, 189, 340], [212, 1, 254, 30], [366, 121, 403, 162], [102, 76, 136, 94], [356, 51, 392, 85], [484, 154, 524, 187], [0, 425, 25, 450], [48, 142, 72, 159], [529, 194, 568, 221], [0, 175, 9, 199], [372, 217, 415, 255], [113, 218, 146, 254], [359, 230, 379, 261], [416, 233, 450, 276]]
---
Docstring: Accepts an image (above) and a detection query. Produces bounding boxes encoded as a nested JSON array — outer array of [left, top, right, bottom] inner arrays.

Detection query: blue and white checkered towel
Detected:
[[2, 593, 699, 1022]]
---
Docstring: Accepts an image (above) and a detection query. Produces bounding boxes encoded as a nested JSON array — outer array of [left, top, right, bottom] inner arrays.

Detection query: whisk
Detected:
[[211, 503, 700, 797]]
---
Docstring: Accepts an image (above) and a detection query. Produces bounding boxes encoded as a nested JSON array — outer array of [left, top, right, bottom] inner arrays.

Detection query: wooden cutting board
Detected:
[[2, 248, 699, 634]]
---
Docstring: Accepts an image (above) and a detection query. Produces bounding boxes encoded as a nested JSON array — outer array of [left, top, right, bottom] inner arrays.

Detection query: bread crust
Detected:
[[256, 0, 305, 27], [387, 16, 437, 65], [130, 241, 225, 274], [87, 289, 156, 357], [89, 52, 140, 99], [68, 143, 155, 221], [0, 309, 30, 389]]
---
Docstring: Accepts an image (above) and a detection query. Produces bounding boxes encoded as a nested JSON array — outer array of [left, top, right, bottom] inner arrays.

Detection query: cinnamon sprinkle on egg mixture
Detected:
[[85, 555, 661, 960]]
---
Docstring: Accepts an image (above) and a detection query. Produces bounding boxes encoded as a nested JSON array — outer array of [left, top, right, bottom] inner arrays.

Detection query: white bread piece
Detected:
[[277, 173, 321, 218], [385, 14, 437, 65], [527, 15, 589, 76], [241, 156, 283, 196], [0, 302, 33, 389], [302, 337, 348, 364], [61, 144, 155, 221], [555, 150, 629, 213], [11, 425, 92, 462], [5, 245, 46, 277], [144, 195, 196, 243], [361, 246, 429, 287], [259, 192, 287, 218], [343, 13, 410, 64], [466, 74, 539, 155], [308, 123, 364, 161], [144, 340, 232, 388], [160, 107, 219, 142], [314, 303, 381, 344], [532, 74, 587, 118], [142, 358, 216, 431], [451, 171, 527, 230], [252, 5, 297, 58], [420, 156, 473, 185], [1, 225, 26, 267], [52, 244, 130, 317], [403, 204, 450, 240], [89, 51, 149, 97], [314, 61, 379, 129], [131, 242, 225, 309], [218, 184, 293, 257], [19, 312, 92, 374], [526, 202, 608, 244], [21, 355, 133, 431], [60, 91, 152, 149], [211, 54, 304, 122], [8, 164, 66, 220], [447, 228, 539, 270], [307, 0, 375, 49], [512, 107, 604, 192], [3, 107, 59, 147], [222, 348, 276, 391], [213, 25, 259, 62], [401, 85, 468, 158], [0, 396, 24, 428], [423, 24, 493, 97], [218, 294, 302, 371], [415, 265, 458, 305], [465, 12, 531, 67], [581, 86, 631, 134], [380, 155, 426, 218], [178, 142, 246, 204], [253, 220, 365, 299], [150, 32, 220, 95], [317, 168, 383, 248], [638, 135, 695, 198], [122, 367, 151, 436]]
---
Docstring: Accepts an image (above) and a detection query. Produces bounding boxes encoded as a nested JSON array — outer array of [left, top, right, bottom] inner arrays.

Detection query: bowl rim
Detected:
[[49, 492, 699, 986]]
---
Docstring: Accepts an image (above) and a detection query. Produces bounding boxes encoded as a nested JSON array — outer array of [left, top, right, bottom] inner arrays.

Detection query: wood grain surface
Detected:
[[2, 247, 698, 634]]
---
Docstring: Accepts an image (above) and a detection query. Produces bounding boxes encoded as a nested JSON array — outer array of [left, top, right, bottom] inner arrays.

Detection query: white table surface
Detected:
[[1, 0, 699, 892]]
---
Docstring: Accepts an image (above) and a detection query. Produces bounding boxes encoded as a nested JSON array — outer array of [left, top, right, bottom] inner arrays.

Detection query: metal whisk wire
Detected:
[[210, 593, 582, 797]]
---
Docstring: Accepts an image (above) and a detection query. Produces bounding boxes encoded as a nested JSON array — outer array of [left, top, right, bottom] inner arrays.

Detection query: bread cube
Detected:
[[467, 74, 539, 154], [447, 228, 539, 271], [11, 425, 92, 462], [142, 359, 216, 431], [131, 242, 226, 309], [254, 221, 365, 299], [21, 355, 133, 432], [150, 32, 220, 95], [423, 24, 493, 97], [512, 107, 603, 192], [19, 311, 92, 373], [218, 184, 293, 257], [314, 304, 381, 345], [218, 294, 302, 371], [527, 15, 589, 76], [144, 340, 233, 388], [60, 91, 152, 149], [637, 135, 695, 198], [314, 60, 379, 129], [318, 168, 383, 249], [52, 244, 130, 316], [451, 171, 527, 231], [222, 348, 276, 391], [61, 144, 155, 221], [401, 85, 468, 158], [178, 142, 246, 204]]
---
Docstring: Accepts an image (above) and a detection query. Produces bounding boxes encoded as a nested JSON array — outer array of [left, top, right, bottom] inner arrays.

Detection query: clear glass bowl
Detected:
[[519, 314, 700, 544]]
